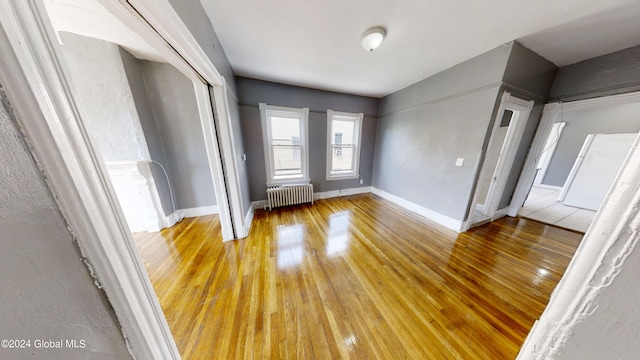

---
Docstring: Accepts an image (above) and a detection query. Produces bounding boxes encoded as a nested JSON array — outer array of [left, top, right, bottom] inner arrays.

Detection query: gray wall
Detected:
[[236, 77, 379, 201], [0, 85, 130, 360], [373, 44, 512, 221], [119, 48, 174, 215], [140, 61, 217, 209], [497, 42, 557, 209], [59, 32, 149, 162], [542, 102, 640, 186], [550, 44, 640, 102]]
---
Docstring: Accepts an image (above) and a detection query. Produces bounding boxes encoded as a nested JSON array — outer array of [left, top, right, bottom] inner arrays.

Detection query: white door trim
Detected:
[[123, 0, 248, 238], [0, 1, 180, 358], [508, 102, 562, 217], [211, 83, 248, 238], [508, 91, 640, 217], [483, 92, 534, 216], [194, 83, 234, 240], [124, 0, 223, 87], [99, 0, 236, 240]]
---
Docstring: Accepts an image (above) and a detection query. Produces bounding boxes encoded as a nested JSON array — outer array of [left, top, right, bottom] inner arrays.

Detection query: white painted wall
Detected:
[[0, 86, 131, 359], [58, 32, 150, 162], [556, 242, 640, 358]]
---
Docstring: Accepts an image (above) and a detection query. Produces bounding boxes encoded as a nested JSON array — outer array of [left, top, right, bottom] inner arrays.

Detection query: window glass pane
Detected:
[[331, 146, 354, 172], [273, 146, 302, 177], [271, 116, 301, 146], [331, 119, 355, 144]]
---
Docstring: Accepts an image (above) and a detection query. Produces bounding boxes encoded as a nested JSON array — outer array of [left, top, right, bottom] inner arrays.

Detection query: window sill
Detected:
[[326, 175, 359, 181], [267, 179, 311, 187]]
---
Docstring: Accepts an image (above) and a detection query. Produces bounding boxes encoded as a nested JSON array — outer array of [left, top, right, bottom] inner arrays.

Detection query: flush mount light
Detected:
[[361, 26, 386, 52]]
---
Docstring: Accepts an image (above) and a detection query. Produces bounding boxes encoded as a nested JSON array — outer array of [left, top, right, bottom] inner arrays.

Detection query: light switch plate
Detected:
[[455, 158, 464, 167]]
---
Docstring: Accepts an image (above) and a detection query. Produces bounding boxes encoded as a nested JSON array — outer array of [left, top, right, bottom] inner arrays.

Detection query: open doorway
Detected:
[[511, 93, 640, 233], [43, 0, 224, 234], [468, 92, 533, 226]]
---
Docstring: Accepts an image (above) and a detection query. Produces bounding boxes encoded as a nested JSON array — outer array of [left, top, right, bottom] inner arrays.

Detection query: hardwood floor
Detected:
[[133, 194, 583, 359]]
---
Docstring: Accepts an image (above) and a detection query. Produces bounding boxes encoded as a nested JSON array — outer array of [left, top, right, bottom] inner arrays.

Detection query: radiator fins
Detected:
[[266, 184, 314, 210]]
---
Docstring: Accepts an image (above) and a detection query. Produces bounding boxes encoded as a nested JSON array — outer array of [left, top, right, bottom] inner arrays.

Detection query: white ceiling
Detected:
[[44, 0, 164, 62], [201, 0, 640, 98]]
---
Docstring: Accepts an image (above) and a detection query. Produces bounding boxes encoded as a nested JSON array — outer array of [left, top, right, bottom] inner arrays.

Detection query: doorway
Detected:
[[469, 92, 533, 226], [510, 92, 640, 233], [0, 0, 242, 357]]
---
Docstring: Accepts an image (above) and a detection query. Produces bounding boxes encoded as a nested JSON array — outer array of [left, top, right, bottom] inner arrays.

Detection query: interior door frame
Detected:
[[482, 92, 534, 217], [121, 0, 251, 239], [0, 0, 248, 358], [509, 91, 640, 217]]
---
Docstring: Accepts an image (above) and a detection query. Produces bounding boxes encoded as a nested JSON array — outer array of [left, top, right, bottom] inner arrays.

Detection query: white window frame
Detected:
[[260, 103, 310, 186], [326, 110, 364, 181]]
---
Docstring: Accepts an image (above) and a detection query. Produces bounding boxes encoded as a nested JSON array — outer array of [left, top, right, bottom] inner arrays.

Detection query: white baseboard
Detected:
[[533, 184, 563, 191], [314, 186, 372, 200], [182, 205, 219, 218], [371, 187, 463, 232], [252, 200, 267, 210], [242, 206, 254, 238], [164, 209, 184, 229], [153, 205, 219, 233]]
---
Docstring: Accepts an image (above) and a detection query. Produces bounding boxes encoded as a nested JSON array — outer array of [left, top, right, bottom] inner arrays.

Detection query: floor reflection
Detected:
[[326, 211, 350, 257], [276, 224, 304, 269]]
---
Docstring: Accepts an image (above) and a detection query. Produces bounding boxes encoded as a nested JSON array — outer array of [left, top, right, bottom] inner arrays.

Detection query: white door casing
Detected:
[[482, 92, 534, 217]]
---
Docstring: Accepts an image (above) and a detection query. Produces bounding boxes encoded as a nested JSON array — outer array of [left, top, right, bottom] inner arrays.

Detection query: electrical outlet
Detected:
[[359, 179, 363, 184], [455, 158, 464, 167]]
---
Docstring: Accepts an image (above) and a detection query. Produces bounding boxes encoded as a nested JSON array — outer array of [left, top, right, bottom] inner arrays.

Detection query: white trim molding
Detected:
[[194, 82, 235, 241], [314, 186, 372, 200], [372, 188, 463, 232], [508, 102, 563, 217], [517, 132, 640, 359], [243, 206, 255, 237], [123, 0, 223, 86], [0, 1, 180, 358], [482, 92, 534, 217], [212, 83, 247, 239], [182, 205, 219, 218]]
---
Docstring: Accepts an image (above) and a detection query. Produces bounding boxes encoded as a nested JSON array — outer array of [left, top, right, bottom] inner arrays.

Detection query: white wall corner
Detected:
[[371, 187, 464, 232]]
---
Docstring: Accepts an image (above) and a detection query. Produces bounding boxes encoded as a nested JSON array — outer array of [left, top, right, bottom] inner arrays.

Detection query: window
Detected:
[[326, 110, 363, 180], [260, 103, 309, 185]]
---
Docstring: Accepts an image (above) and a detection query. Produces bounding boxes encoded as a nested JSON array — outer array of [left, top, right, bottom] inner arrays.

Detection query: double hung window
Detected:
[[326, 110, 363, 180], [260, 103, 309, 185]]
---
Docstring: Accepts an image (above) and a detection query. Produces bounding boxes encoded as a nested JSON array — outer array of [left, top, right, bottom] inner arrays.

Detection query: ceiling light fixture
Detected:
[[361, 27, 386, 52]]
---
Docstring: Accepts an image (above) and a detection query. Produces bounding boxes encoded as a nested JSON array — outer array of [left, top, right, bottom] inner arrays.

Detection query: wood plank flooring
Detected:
[[133, 193, 583, 359]]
